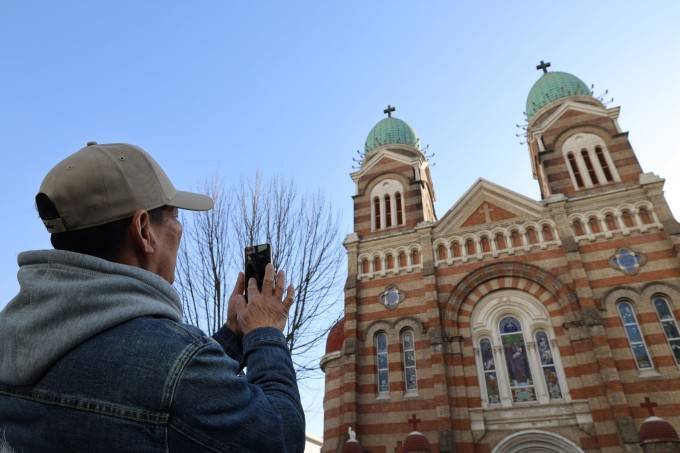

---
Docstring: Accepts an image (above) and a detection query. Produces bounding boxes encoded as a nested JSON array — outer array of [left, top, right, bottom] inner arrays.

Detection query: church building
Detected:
[[320, 63, 680, 452]]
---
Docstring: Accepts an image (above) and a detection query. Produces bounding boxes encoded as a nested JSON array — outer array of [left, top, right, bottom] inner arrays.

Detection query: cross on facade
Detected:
[[640, 397, 658, 416], [408, 413, 421, 431], [384, 105, 396, 118], [536, 60, 551, 73], [481, 203, 495, 223]]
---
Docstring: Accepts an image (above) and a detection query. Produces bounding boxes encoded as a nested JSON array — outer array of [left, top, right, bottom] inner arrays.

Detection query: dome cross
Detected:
[[383, 105, 396, 118], [536, 60, 551, 74]]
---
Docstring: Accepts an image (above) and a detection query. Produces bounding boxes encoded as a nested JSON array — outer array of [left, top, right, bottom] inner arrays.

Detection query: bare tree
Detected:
[[176, 174, 344, 377]]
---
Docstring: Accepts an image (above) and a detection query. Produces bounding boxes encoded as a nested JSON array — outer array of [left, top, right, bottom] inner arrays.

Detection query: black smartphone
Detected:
[[244, 243, 271, 300]]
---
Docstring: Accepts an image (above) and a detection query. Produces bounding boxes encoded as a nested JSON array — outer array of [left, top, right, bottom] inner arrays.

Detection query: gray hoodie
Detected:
[[0, 249, 182, 386]]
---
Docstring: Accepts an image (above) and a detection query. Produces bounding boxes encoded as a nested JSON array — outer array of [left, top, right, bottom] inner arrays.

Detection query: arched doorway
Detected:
[[492, 430, 584, 453]]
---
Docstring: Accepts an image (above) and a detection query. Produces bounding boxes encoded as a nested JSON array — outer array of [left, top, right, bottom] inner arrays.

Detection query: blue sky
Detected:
[[1, 1, 679, 438]]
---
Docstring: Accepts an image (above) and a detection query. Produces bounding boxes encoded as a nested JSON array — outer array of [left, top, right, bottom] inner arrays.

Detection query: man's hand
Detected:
[[228, 264, 295, 336]]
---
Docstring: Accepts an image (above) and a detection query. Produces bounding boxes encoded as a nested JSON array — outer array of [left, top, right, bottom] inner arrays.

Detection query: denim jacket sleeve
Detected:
[[167, 327, 305, 453], [211, 325, 244, 367]]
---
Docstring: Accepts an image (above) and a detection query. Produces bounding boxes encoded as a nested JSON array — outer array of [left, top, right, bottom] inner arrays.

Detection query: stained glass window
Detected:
[[375, 332, 389, 393], [499, 317, 536, 402], [653, 296, 680, 366], [535, 331, 562, 399], [617, 301, 653, 369], [401, 330, 417, 392], [480, 338, 500, 405]]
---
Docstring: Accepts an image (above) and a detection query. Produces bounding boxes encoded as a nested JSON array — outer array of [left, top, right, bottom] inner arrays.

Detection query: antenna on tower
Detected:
[[422, 144, 436, 166], [351, 149, 366, 170], [515, 120, 528, 145], [595, 88, 615, 105]]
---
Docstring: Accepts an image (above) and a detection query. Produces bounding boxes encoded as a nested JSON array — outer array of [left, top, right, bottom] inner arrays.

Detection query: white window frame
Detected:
[[616, 300, 654, 370], [401, 329, 418, 394], [370, 179, 405, 231], [652, 295, 680, 367], [471, 290, 570, 408], [562, 133, 621, 190], [375, 331, 390, 395]]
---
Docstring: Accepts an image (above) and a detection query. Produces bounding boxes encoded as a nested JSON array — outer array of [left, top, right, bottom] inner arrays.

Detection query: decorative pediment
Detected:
[[530, 100, 620, 137], [434, 179, 544, 234], [350, 145, 424, 184]]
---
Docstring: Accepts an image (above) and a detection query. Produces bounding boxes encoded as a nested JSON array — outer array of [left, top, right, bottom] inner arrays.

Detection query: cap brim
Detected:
[[168, 190, 214, 211]]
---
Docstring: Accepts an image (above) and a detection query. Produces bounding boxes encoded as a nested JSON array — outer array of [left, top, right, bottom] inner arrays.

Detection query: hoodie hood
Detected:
[[0, 249, 182, 386]]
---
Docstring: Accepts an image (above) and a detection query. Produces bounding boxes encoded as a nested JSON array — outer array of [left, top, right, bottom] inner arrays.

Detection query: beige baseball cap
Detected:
[[37, 142, 213, 233]]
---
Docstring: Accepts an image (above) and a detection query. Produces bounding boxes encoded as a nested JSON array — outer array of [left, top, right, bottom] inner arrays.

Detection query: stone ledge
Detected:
[[469, 400, 593, 442]]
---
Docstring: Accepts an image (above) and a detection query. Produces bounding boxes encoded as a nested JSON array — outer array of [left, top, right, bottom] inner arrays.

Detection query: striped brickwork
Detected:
[[322, 97, 680, 453]]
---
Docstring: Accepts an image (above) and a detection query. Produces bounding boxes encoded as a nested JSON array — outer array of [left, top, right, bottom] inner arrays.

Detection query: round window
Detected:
[[380, 287, 403, 309]]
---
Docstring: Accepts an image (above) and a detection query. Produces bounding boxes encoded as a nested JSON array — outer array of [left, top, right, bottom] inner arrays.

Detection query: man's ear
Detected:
[[129, 209, 156, 255]]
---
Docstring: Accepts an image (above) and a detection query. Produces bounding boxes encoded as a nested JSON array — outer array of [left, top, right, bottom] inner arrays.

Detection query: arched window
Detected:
[[361, 258, 369, 275], [617, 300, 653, 370], [567, 153, 584, 188], [473, 290, 569, 408], [581, 149, 599, 185], [373, 256, 382, 272], [480, 338, 500, 405], [370, 179, 404, 231], [622, 210, 635, 228], [588, 216, 601, 234], [605, 213, 617, 231], [535, 331, 562, 400], [495, 233, 507, 250], [573, 219, 585, 236], [541, 224, 553, 242], [395, 192, 403, 225], [410, 249, 420, 265], [510, 230, 522, 248], [401, 330, 417, 392], [652, 295, 680, 365], [480, 236, 491, 253], [526, 228, 538, 245], [437, 244, 447, 261], [375, 332, 389, 394], [639, 207, 653, 225], [595, 146, 614, 182], [398, 251, 407, 268], [465, 238, 476, 255], [563, 133, 620, 190], [499, 317, 536, 402], [452, 241, 461, 258], [386, 254, 394, 270], [373, 197, 381, 230]]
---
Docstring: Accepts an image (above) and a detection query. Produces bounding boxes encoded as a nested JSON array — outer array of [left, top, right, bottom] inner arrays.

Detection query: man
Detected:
[[0, 142, 305, 452]]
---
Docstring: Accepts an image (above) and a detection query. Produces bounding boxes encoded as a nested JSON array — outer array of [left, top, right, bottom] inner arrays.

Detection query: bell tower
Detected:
[[524, 61, 644, 200], [350, 106, 436, 239]]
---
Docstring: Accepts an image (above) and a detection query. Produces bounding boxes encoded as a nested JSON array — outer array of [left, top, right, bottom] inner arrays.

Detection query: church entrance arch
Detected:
[[492, 429, 584, 453]]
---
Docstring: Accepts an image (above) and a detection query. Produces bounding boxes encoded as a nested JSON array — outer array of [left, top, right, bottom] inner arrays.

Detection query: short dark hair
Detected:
[[36, 194, 167, 261]]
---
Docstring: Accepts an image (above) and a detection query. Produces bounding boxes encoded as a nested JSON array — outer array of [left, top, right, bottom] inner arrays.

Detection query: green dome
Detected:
[[364, 117, 419, 156], [526, 71, 591, 120]]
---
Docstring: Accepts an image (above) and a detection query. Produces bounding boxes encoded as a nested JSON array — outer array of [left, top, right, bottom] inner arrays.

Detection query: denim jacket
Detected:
[[0, 250, 305, 453]]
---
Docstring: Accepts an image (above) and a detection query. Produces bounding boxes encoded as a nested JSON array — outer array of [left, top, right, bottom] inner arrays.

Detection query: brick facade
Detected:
[[322, 85, 680, 453]]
